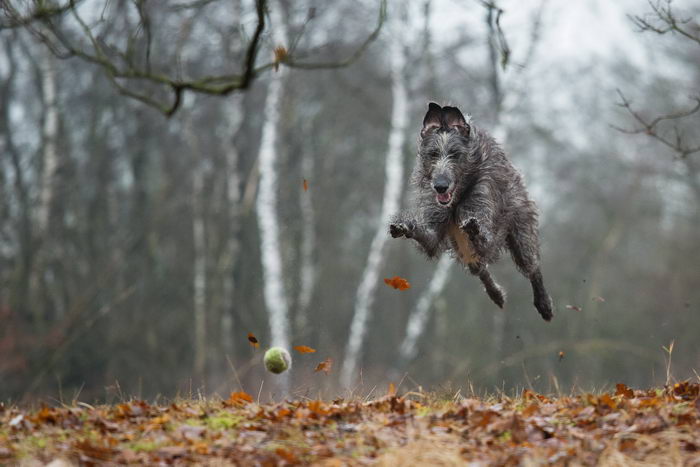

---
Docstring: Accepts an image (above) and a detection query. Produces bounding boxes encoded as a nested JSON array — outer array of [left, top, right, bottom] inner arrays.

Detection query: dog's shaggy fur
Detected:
[[390, 103, 553, 321]]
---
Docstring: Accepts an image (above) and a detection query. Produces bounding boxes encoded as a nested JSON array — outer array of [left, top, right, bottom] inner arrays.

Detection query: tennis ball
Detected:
[[264, 347, 291, 374]]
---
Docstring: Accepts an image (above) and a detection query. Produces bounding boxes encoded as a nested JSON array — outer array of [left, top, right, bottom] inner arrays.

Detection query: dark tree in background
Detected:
[[1, 0, 699, 403]]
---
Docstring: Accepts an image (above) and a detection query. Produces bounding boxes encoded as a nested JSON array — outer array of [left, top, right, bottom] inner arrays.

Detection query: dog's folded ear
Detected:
[[421, 102, 443, 139], [442, 106, 470, 138]]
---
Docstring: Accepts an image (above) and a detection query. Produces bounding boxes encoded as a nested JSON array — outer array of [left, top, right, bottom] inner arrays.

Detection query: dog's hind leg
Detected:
[[506, 213, 554, 321], [468, 263, 506, 309]]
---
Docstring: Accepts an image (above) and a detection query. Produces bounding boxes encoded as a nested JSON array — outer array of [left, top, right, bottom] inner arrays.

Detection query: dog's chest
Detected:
[[447, 222, 477, 264]]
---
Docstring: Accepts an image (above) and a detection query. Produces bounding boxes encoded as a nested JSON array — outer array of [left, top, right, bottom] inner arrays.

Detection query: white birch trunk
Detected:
[[397, 255, 452, 367], [341, 16, 408, 387], [256, 1, 290, 392], [37, 50, 58, 232]]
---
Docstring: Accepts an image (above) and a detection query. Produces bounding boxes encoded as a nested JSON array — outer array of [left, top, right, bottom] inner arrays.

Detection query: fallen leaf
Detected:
[[315, 358, 332, 375], [599, 393, 618, 409], [293, 345, 316, 354], [566, 304, 582, 312], [303, 179, 309, 192], [247, 332, 259, 348], [384, 276, 411, 291], [388, 382, 396, 397], [276, 447, 297, 463], [615, 383, 634, 399], [228, 391, 253, 406], [308, 400, 330, 416], [521, 402, 539, 417]]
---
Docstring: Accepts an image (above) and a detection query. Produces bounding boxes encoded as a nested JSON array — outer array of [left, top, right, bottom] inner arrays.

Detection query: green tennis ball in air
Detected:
[[264, 347, 291, 374]]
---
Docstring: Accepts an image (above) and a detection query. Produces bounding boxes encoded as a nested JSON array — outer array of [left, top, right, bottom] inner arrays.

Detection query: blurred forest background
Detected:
[[1, 0, 699, 403]]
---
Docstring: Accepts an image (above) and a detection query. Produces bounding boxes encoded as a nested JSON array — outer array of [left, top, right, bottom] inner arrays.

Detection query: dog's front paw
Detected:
[[461, 217, 490, 250], [389, 220, 415, 239], [461, 217, 479, 237]]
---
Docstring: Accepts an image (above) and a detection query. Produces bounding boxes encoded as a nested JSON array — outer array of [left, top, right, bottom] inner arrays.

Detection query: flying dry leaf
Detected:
[[303, 179, 309, 192], [384, 276, 411, 291], [558, 351, 565, 361], [293, 345, 316, 354], [247, 332, 259, 348], [387, 382, 396, 397], [315, 358, 332, 375], [228, 391, 253, 406], [566, 305, 582, 312], [273, 46, 288, 71], [592, 296, 606, 302]]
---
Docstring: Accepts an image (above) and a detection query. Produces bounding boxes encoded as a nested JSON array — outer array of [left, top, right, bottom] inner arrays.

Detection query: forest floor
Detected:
[[1, 383, 699, 466]]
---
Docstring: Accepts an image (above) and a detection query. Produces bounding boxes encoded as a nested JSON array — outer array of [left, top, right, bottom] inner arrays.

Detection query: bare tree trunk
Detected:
[[192, 164, 208, 381], [184, 115, 208, 382], [397, 255, 452, 369], [219, 102, 244, 358], [37, 50, 58, 233], [341, 9, 408, 387], [256, 1, 291, 393], [295, 119, 317, 335], [29, 48, 61, 325]]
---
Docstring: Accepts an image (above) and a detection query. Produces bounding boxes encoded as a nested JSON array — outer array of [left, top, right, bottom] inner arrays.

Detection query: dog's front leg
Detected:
[[390, 212, 444, 258], [457, 181, 497, 259]]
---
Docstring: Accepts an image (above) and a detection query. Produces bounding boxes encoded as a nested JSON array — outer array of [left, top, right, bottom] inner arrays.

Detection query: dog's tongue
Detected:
[[437, 193, 451, 204]]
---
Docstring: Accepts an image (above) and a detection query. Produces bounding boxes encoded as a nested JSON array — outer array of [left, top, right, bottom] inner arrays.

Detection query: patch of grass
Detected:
[[129, 440, 159, 452], [203, 410, 243, 430]]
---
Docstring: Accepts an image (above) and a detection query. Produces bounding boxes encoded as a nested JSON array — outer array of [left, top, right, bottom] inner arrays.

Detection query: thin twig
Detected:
[[613, 89, 700, 158]]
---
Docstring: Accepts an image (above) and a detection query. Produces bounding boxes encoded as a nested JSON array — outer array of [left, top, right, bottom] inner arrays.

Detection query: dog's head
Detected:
[[417, 103, 472, 208]]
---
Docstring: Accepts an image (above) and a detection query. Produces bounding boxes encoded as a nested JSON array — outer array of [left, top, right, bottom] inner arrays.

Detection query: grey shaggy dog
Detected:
[[390, 102, 554, 321]]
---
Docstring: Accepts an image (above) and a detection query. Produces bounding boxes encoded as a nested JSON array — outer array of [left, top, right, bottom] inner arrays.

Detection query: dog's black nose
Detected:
[[433, 176, 449, 193]]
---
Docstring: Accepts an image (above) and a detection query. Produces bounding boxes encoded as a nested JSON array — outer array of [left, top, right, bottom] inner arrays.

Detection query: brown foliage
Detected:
[[2, 383, 700, 465]]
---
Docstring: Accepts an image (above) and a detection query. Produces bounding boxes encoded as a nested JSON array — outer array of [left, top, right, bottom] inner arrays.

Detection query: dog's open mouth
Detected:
[[436, 191, 453, 206]]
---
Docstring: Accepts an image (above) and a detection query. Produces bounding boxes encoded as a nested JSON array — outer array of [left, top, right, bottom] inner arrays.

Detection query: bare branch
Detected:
[[283, 0, 386, 70], [629, 0, 700, 46], [4, 0, 388, 116], [477, 0, 510, 70], [613, 90, 700, 158], [0, 0, 86, 29]]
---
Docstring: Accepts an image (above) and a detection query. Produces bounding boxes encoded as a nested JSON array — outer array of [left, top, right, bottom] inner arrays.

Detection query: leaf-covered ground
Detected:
[[2, 383, 699, 465]]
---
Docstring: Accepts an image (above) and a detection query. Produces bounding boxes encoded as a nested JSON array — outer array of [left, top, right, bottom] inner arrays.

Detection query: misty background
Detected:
[[1, 0, 699, 403]]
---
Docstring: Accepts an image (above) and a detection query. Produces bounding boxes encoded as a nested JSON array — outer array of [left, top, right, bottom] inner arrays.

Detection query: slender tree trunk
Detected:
[[184, 116, 208, 382], [295, 119, 317, 336], [256, 1, 291, 393], [341, 10, 408, 387], [192, 164, 208, 381], [37, 50, 58, 233], [396, 255, 452, 370], [219, 103, 244, 358], [29, 48, 60, 325]]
